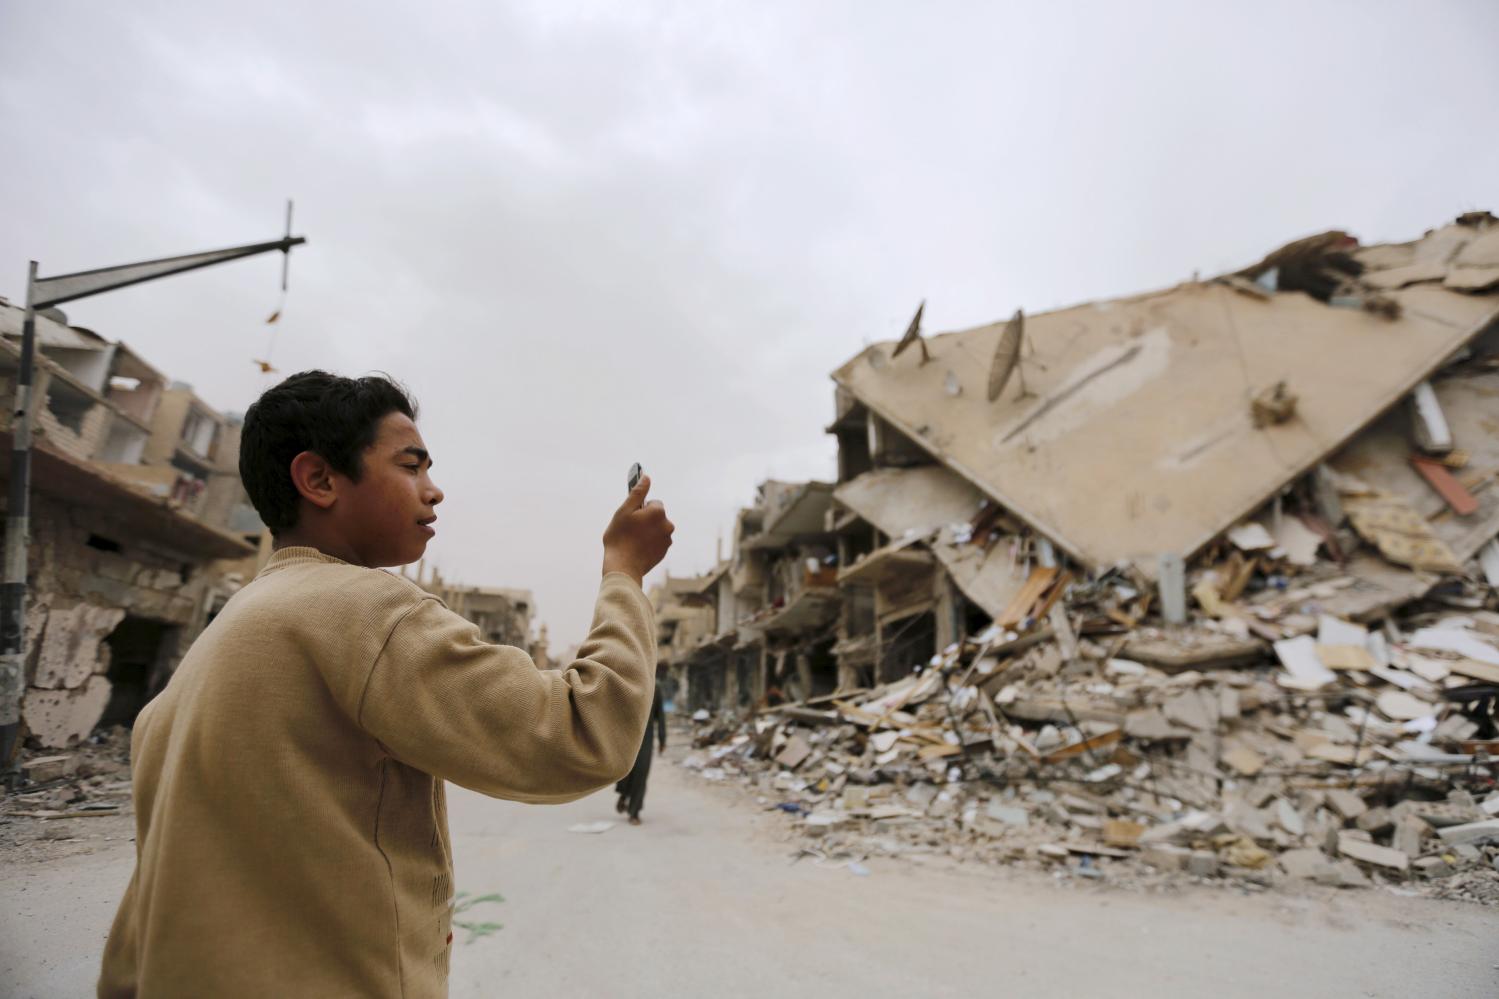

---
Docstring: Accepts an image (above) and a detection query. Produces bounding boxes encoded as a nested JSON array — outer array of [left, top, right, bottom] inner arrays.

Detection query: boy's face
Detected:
[[337, 411, 444, 567]]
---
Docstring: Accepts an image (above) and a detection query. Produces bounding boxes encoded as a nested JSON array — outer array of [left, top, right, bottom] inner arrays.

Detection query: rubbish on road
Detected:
[[567, 821, 616, 835]]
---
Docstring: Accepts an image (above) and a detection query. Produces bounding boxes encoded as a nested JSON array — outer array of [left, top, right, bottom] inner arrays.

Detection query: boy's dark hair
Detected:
[[240, 371, 418, 535]]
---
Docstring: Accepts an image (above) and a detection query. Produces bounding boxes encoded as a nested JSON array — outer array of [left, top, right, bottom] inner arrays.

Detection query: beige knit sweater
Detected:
[[98, 547, 656, 998]]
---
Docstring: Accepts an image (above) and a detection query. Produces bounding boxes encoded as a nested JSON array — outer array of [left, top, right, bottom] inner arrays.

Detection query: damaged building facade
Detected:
[[0, 303, 260, 750], [663, 481, 844, 714], [665, 214, 1499, 889]]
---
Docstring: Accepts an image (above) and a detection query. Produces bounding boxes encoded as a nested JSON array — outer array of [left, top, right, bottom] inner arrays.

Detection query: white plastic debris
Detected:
[[567, 821, 615, 835]]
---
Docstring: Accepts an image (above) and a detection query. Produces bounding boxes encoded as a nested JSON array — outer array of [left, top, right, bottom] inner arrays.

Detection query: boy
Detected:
[[98, 371, 673, 998]]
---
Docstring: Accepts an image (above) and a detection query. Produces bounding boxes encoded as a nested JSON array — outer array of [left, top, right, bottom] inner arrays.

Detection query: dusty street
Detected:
[[1, 742, 1495, 999]]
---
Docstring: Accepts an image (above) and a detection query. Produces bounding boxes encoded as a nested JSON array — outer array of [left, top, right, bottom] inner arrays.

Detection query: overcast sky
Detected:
[[2, 2, 1496, 646]]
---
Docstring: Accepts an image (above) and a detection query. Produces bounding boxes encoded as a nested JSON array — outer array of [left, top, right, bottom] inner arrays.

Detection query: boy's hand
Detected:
[[602, 475, 674, 586]]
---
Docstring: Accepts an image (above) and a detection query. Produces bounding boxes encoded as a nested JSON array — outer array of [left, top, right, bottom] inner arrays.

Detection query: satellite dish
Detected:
[[987, 309, 1024, 402], [890, 300, 930, 363]]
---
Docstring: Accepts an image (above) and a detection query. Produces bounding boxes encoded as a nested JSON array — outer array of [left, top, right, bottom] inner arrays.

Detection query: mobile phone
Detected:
[[628, 463, 643, 492]]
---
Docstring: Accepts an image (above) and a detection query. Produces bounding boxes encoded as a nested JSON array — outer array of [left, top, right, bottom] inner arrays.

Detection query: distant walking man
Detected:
[[616, 679, 667, 825]]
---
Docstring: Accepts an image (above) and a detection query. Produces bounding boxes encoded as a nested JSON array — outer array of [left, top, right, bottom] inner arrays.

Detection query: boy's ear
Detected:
[[289, 451, 339, 512]]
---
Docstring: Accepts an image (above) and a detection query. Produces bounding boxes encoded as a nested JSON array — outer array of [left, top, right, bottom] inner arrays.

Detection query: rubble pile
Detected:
[[1, 726, 133, 826], [682, 597, 1499, 899]]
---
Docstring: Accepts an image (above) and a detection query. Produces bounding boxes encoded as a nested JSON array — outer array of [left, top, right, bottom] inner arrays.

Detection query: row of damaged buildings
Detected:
[[663, 213, 1499, 889], [1, 302, 556, 757], [0, 300, 268, 749]]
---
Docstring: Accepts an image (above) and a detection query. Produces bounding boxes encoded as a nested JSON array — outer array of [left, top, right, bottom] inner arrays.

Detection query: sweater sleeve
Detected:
[[356, 572, 657, 803]]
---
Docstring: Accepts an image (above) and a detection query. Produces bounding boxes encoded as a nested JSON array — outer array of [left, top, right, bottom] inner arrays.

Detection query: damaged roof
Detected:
[[831, 217, 1499, 573], [0, 303, 108, 351]]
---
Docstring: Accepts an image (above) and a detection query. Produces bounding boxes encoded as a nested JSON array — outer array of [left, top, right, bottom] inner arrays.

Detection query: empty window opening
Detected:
[[100, 616, 172, 729]]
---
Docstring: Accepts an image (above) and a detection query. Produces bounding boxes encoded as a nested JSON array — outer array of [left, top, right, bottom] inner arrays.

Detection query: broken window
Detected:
[[180, 406, 218, 458], [876, 610, 936, 684], [86, 534, 123, 553], [867, 414, 933, 468], [835, 425, 872, 482], [46, 380, 94, 434], [100, 616, 174, 728], [97, 417, 149, 464], [806, 639, 838, 699]]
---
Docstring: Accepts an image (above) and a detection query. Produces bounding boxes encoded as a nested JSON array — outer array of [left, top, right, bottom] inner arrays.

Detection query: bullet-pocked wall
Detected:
[[9, 500, 222, 748]]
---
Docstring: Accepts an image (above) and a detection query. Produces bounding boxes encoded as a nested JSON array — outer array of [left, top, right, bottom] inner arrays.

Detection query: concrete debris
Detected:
[[3, 728, 133, 830], [1338, 833, 1411, 872], [1393, 814, 1429, 859], [662, 213, 1499, 904], [1437, 820, 1499, 848], [1325, 789, 1368, 821], [21, 754, 77, 783]]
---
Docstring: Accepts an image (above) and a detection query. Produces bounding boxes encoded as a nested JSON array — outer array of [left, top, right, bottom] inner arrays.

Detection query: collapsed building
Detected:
[[0, 302, 262, 749], [667, 214, 1499, 892]]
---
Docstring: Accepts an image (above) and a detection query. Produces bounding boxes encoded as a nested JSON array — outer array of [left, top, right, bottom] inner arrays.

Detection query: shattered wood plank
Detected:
[[997, 567, 1059, 629], [1223, 556, 1258, 603], [801, 688, 870, 707], [1030, 571, 1074, 627], [833, 701, 888, 728], [989, 627, 1055, 658], [1120, 633, 1266, 672], [1446, 659, 1499, 684], [1060, 842, 1132, 859], [1040, 729, 1123, 763], [1409, 455, 1480, 516], [1003, 697, 1125, 726], [917, 743, 963, 762], [772, 706, 841, 727], [8, 808, 120, 819]]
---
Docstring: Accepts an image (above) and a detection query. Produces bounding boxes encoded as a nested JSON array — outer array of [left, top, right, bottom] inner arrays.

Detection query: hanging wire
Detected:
[[254, 199, 294, 375]]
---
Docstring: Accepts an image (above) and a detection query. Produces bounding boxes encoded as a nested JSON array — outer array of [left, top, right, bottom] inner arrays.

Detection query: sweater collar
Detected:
[[258, 546, 354, 576]]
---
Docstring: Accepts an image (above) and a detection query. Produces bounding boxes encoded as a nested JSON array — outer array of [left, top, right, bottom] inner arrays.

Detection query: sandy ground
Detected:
[[3, 746, 1496, 998]]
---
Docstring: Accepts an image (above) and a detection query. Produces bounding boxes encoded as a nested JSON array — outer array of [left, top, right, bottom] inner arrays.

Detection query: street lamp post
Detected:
[[0, 216, 306, 775]]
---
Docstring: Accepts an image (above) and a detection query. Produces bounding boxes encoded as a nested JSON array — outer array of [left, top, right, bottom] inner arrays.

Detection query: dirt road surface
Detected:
[[4, 747, 1496, 998]]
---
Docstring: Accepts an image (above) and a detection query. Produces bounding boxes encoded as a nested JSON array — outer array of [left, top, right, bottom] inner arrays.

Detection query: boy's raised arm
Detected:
[[355, 475, 673, 802], [357, 573, 656, 801]]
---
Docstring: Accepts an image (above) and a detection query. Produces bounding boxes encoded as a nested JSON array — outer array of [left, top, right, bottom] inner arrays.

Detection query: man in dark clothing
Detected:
[[616, 684, 666, 825]]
